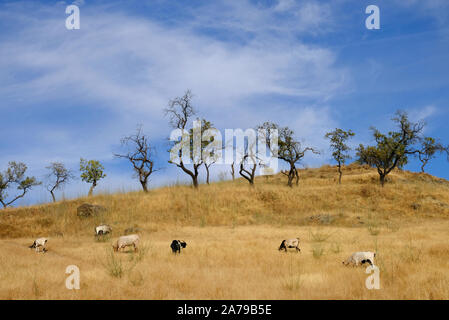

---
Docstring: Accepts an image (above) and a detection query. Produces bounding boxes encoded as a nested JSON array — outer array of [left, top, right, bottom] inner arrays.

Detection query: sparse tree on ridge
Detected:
[[165, 90, 217, 189], [236, 129, 262, 186], [45, 162, 74, 202], [165, 90, 200, 188], [417, 137, 449, 173], [239, 154, 258, 186], [0, 161, 40, 209], [357, 110, 424, 187], [190, 119, 217, 185], [80, 158, 106, 196], [258, 121, 319, 187], [230, 162, 235, 181], [115, 126, 158, 192], [204, 160, 215, 185], [281, 168, 300, 186], [325, 128, 355, 184]]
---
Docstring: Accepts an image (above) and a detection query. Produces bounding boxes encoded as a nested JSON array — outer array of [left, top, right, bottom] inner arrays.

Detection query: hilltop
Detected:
[[1, 164, 448, 239]]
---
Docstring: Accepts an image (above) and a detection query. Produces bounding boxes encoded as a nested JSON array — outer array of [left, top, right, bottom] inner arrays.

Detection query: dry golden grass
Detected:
[[0, 164, 449, 299]]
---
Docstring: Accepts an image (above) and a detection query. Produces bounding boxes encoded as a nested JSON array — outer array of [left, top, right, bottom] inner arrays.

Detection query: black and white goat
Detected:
[[170, 240, 187, 254]]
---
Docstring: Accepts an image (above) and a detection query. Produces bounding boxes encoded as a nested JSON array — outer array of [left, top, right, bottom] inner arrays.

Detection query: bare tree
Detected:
[[45, 162, 74, 202], [281, 168, 300, 186], [258, 122, 319, 187], [204, 161, 215, 185], [0, 162, 40, 209], [165, 91, 218, 189], [230, 162, 235, 181], [239, 154, 257, 186], [165, 90, 195, 130], [115, 126, 157, 192], [165, 90, 201, 188], [417, 137, 449, 173]]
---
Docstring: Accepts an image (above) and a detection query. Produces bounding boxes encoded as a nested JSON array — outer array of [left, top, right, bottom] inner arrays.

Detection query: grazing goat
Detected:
[[279, 238, 300, 252], [112, 234, 140, 252], [29, 238, 48, 253], [170, 240, 187, 254], [95, 224, 112, 236], [343, 251, 376, 266]]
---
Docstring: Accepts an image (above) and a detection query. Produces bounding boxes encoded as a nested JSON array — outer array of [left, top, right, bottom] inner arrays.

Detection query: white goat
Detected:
[[29, 237, 48, 253], [279, 238, 300, 252], [112, 234, 140, 252], [343, 251, 376, 266], [95, 224, 112, 235]]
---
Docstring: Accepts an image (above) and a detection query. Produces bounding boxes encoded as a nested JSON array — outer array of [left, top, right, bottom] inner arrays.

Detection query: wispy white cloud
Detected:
[[0, 1, 349, 205], [409, 105, 438, 122], [274, 0, 296, 12], [0, 2, 347, 134]]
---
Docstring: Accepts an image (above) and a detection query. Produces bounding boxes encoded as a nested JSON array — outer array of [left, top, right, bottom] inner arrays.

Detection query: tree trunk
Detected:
[[421, 161, 427, 173], [287, 170, 294, 187], [239, 160, 256, 186], [50, 190, 56, 202], [88, 182, 96, 196], [205, 165, 210, 185], [338, 164, 342, 185], [380, 174, 386, 187], [295, 169, 299, 186], [286, 162, 296, 187], [192, 176, 199, 188], [178, 161, 200, 189], [231, 162, 235, 181], [140, 179, 148, 193]]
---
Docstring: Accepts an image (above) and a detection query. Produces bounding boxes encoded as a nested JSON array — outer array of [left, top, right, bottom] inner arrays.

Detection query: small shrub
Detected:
[[312, 244, 325, 259], [367, 216, 381, 236], [129, 243, 149, 264], [309, 229, 333, 242], [367, 225, 381, 236], [329, 242, 341, 254], [104, 249, 124, 278]]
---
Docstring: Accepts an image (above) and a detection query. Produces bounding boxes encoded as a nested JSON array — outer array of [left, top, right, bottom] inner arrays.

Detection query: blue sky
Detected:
[[0, 0, 448, 206]]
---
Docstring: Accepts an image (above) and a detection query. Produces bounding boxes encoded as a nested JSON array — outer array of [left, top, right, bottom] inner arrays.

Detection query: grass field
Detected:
[[1, 164, 449, 299]]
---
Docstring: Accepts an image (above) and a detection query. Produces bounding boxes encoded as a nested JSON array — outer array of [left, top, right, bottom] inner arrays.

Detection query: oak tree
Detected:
[[325, 128, 355, 184], [258, 122, 319, 187], [80, 158, 106, 196], [0, 162, 40, 209], [357, 111, 424, 186]]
